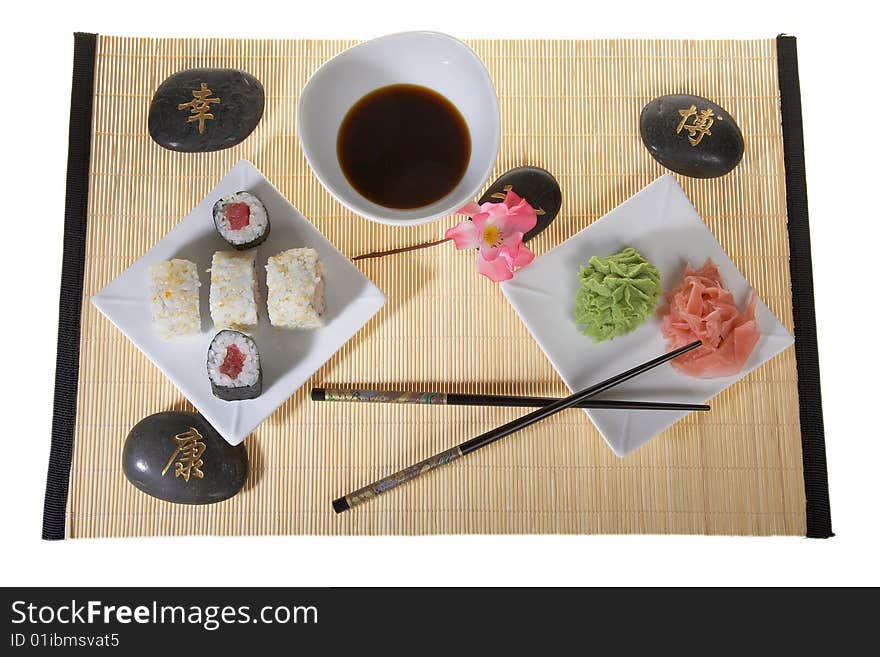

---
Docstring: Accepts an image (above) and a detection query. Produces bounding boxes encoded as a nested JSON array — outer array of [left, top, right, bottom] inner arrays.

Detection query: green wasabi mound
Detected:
[[574, 247, 662, 342]]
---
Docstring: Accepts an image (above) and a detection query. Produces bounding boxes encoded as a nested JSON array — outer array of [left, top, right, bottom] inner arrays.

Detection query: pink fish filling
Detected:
[[225, 202, 251, 231], [219, 344, 246, 379], [661, 261, 760, 378]]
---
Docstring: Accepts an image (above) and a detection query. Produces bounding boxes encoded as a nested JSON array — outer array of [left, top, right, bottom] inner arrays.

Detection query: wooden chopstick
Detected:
[[312, 388, 709, 412]]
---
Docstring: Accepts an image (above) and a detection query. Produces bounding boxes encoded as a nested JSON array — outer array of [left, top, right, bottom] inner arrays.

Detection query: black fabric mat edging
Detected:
[[41, 32, 97, 540], [776, 34, 833, 538]]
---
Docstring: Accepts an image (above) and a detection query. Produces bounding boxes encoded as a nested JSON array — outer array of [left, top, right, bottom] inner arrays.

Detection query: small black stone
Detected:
[[478, 166, 562, 242], [639, 94, 744, 179], [148, 68, 264, 153], [122, 411, 248, 504]]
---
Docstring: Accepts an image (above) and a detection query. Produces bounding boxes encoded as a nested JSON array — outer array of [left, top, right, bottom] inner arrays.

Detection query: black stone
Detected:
[[639, 94, 744, 179], [122, 411, 248, 504], [478, 166, 562, 242], [148, 68, 264, 153]]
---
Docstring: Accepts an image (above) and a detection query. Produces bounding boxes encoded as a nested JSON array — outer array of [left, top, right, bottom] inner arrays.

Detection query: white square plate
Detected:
[[92, 159, 385, 445], [500, 174, 793, 457]]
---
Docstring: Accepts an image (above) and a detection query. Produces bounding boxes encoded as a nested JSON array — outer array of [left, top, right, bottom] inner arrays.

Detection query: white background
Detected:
[[1, 0, 877, 587]]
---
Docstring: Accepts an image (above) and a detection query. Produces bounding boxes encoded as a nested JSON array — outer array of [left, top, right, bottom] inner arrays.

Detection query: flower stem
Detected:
[[352, 237, 451, 262]]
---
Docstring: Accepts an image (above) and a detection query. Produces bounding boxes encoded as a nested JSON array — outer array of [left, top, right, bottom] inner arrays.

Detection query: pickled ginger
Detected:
[[660, 261, 760, 378]]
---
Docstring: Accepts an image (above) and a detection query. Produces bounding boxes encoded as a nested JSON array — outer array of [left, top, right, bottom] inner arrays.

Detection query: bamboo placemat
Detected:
[[56, 35, 818, 537]]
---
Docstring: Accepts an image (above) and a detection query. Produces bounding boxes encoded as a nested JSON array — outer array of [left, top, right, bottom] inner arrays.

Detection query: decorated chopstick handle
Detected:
[[332, 446, 463, 513], [315, 388, 448, 405]]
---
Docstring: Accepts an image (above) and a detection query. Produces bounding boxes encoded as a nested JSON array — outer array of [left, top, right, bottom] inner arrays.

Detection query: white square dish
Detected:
[[500, 174, 793, 457], [92, 159, 386, 445]]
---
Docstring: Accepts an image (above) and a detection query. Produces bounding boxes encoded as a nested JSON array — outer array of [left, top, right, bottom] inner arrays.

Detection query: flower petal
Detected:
[[508, 243, 535, 268], [499, 230, 525, 248], [470, 212, 490, 233], [503, 189, 524, 209], [475, 252, 514, 282], [457, 201, 483, 216], [485, 202, 511, 221], [503, 204, 538, 234], [479, 243, 502, 261], [444, 220, 479, 250]]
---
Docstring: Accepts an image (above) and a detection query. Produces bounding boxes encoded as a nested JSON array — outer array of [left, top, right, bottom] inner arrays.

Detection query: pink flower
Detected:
[[445, 190, 538, 282]]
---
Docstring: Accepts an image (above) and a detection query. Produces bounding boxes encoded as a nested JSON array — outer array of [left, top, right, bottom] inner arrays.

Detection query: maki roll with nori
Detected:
[[212, 191, 270, 250], [207, 330, 262, 401]]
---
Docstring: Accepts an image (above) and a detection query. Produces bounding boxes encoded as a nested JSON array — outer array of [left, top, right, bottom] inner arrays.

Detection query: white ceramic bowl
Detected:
[[297, 32, 500, 226]]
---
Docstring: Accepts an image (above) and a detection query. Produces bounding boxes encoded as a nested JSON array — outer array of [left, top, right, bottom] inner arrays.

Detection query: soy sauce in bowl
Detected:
[[337, 84, 471, 210]]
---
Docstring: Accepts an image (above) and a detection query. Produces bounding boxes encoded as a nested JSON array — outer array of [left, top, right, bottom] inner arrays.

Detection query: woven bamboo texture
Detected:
[[66, 36, 805, 537]]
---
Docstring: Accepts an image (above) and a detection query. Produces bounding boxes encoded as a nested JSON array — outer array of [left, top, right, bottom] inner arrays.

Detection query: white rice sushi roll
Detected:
[[149, 259, 201, 339], [212, 191, 270, 250], [206, 330, 262, 401], [209, 250, 258, 330], [265, 248, 324, 329]]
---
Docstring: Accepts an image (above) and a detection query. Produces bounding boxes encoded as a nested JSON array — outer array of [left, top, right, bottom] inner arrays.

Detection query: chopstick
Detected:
[[332, 340, 702, 513], [312, 388, 710, 412]]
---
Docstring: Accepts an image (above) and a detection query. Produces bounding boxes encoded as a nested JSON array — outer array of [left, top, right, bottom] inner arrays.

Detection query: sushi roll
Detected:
[[209, 250, 258, 330], [212, 191, 270, 250], [149, 259, 201, 339], [265, 248, 324, 329], [207, 330, 262, 401]]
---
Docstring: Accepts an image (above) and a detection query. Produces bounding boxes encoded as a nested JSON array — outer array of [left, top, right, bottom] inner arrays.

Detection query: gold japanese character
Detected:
[[676, 104, 715, 146], [178, 83, 221, 134], [161, 427, 206, 482]]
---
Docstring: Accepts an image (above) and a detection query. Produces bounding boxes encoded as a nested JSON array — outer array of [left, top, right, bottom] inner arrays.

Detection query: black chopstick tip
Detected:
[[332, 497, 350, 514], [311, 388, 326, 402]]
